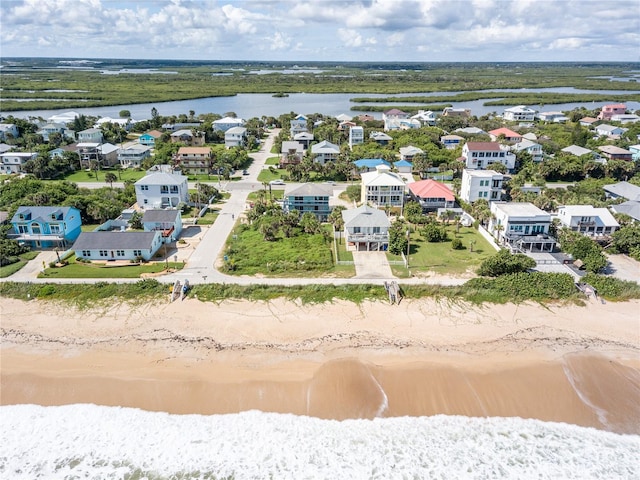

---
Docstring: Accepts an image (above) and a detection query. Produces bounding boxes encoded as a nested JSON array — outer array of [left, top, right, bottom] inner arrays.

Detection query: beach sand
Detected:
[[1, 297, 639, 434]]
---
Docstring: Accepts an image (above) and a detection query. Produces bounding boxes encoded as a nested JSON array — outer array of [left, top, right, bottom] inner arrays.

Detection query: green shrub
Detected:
[[477, 249, 536, 277], [451, 238, 464, 250], [422, 223, 448, 242], [581, 273, 640, 300]]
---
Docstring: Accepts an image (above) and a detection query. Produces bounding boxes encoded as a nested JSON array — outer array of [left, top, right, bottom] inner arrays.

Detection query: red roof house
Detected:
[[489, 127, 522, 143], [408, 179, 456, 211]]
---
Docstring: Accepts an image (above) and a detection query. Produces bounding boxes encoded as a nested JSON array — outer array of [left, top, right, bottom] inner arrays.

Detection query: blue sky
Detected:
[[1, 0, 639, 62]]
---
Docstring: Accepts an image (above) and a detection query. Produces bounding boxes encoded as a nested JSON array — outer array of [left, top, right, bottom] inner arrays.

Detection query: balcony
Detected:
[[346, 233, 389, 242]]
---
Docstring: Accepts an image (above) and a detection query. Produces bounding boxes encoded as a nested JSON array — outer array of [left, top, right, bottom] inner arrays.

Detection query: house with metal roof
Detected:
[[10, 206, 82, 248], [398, 146, 423, 161], [603, 181, 640, 202], [361, 165, 405, 208], [0, 151, 37, 174], [353, 158, 391, 173], [135, 171, 189, 209], [597, 145, 632, 161], [460, 169, 503, 203], [280, 141, 305, 167], [341, 204, 390, 252], [512, 138, 543, 162], [118, 144, 151, 168], [440, 134, 465, 150], [595, 124, 627, 138], [224, 126, 247, 148], [141, 209, 183, 242], [283, 183, 333, 222], [212, 116, 245, 132], [311, 140, 340, 164], [293, 132, 314, 149], [556, 205, 619, 237], [561, 145, 597, 158], [73, 231, 163, 262], [408, 179, 456, 212]]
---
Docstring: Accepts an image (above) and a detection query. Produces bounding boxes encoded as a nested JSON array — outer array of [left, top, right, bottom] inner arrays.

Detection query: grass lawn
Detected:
[[224, 224, 351, 277], [0, 251, 40, 278], [247, 190, 284, 201], [196, 210, 219, 225], [81, 224, 102, 232], [389, 225, 495, 277], [63, 169, 146, 183], [265, 156, 280, 165], [257, 168, 288, 183], [39, 257, 184, 279]]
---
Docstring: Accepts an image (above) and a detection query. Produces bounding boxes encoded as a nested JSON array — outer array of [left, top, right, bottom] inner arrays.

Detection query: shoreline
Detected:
[[1, 297, 639, 434]]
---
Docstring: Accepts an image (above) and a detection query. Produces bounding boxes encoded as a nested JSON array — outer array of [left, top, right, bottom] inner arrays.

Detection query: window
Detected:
[[170, 186, 179, 194], [50, 224, 61, 234], [133, 250, 142, 257], [117, 250, 125, 256], [160, 186, 169, 194], [82, 250, 91, 257], [140, 185, 149, 191], [353, 227, 361, 234], [373, 227, 380, 234], [99, 250, 108, 257], [491, 191, 499, 199]]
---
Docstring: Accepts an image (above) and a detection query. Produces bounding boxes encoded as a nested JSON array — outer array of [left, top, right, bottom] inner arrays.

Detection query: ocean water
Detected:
[[1, 404, 638, 480]]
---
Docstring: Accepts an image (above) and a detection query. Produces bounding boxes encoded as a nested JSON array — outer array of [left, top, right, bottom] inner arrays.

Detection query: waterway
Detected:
[[3, 87, 639, 121]]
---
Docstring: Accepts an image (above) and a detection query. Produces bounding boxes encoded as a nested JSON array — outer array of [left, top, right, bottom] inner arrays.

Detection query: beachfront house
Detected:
[[460, 169, 504, 203], [141, 209, 183, 242], [283, 183, 333, 222], [10, 206, 82, 249], [488, 202, 556, 253], [135, 171, 189, 209], [556, 205, 619, 237], [408, 179, 456, 212], [72, 231, 163, 262], [341, 204, 390, 252]]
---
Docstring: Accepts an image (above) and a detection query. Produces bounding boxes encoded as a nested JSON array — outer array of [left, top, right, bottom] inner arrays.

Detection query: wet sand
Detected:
[[1, 297, 639, 434]]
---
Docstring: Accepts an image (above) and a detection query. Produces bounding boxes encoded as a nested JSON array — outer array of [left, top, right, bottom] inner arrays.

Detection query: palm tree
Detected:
[[104, 172, 117, 189]]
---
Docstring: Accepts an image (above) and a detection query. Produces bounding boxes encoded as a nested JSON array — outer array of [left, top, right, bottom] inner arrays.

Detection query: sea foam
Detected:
[[1, 404, 638, 479]]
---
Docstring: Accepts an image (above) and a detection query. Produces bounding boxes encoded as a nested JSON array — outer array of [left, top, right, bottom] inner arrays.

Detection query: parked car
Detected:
[[269, 179, 285, 185], [242, 170, 249, 175]]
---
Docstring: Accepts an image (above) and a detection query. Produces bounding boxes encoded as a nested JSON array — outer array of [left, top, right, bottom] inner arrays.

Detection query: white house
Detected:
[[290, 115, 308, 136], [118, 144, 151, 168], [212, 116, 245, 132], [37, 122, 75, 142], [503, 106, 537, 122], [461, 142, 516, 171], [349, 126, 364, 149], [399, 145, 424, 161], [0, 123, 19, 140], [561, 145, 597, 158], [0, 152, 37, 174], [460, 169, 504, 203], [537, 111, 568, 123], [595, 124, 627, 137], [488, 202, 556, 252], [293, 132, 314, 149], [556, 205, 619, 237], [141, 209, 183, 242], [341, 204, 390, 252], [382, 108, 409, 131], [440, 134, 465, 149], [224, 126, 247, 148], [411, 110, 436, 126], [360, 165, 405, 208], [311, 140, 340, 165], [610, 114, 640, 124], [73, 231, 163, 262], [77, 128, 104, 143], [135, 171, 189, 209], [513, 138, 543, 162]]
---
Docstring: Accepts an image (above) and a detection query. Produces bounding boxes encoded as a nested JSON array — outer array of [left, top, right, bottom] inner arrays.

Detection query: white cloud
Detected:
[[0, 0, 638, 61]]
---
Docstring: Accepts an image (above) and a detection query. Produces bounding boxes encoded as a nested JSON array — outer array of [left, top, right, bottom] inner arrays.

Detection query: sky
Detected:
[[1, 0, 639, 63]]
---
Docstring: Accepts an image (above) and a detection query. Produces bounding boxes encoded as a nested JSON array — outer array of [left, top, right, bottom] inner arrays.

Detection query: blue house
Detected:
[[139, 130, 163, 147], [72, 231, 163, 262], [11, 206, 82, 248], [283, 183, 333, 222], [353, 158, 391, 173]]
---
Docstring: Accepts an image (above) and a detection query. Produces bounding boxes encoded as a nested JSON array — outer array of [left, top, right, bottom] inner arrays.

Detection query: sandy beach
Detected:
[[1, 296, 639, 434]]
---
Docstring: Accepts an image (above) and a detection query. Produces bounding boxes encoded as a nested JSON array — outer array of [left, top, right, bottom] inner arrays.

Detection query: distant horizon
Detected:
[[2, 57, 639, 66]]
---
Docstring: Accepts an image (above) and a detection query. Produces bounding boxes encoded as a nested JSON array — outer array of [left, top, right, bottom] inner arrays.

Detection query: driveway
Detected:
[[352, 251, 394, 279], [605, 254, 640, 283]]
